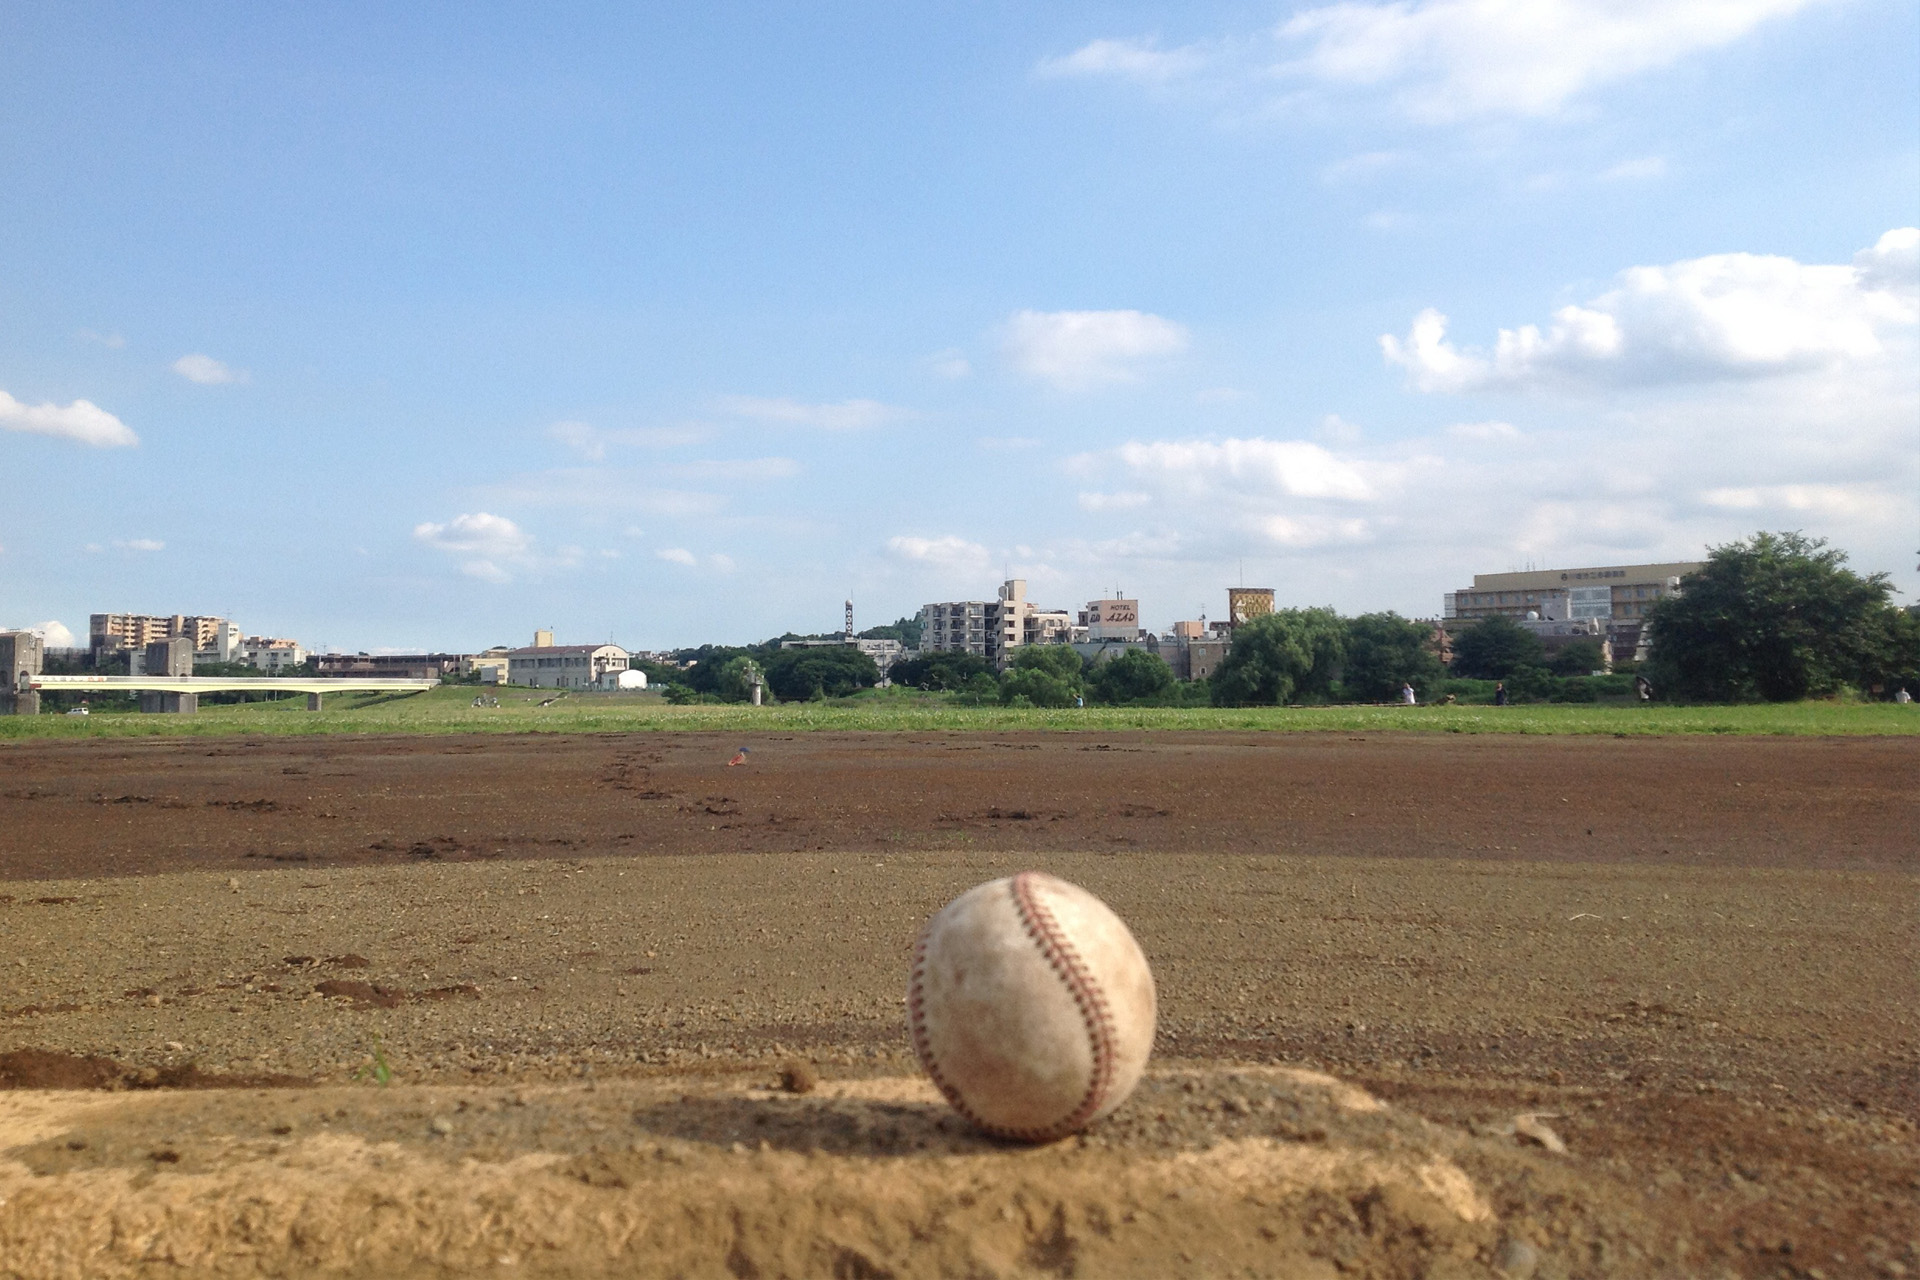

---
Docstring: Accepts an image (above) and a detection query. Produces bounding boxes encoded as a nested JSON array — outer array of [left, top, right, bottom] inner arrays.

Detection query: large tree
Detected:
[[999, 643, 1085, 708], [1448, 615, 1547, 681], [888, 649, 992, 691], [1210, 608, 1345, 706], [1341, 612, 1443, 701], [1086, 648, 1175, 705], [1647, 531, 1907, 701], [762, 646, 879, 701]]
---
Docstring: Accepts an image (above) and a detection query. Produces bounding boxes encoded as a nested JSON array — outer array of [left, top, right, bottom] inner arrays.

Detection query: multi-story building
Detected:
[[315, 653, 471, 681], [506, 634, 630, 689], [1080, 597, 1142, 643], [918, 598, 992, 659], [1443, 561, 1702, 662], [238, 637, 308, 672], [91, 613, 232, 660], [1226, 588, 1275, 629], [919, 580, 1080, 668]]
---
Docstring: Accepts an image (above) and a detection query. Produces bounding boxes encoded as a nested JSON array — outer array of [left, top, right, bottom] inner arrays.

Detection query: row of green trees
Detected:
[[650, 532, 1916, 707]]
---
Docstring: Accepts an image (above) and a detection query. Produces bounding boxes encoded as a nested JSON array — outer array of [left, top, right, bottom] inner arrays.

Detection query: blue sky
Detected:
[[2, 1, 1915, 652]]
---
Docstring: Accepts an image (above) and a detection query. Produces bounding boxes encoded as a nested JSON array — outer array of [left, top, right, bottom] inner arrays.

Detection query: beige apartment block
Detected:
[[90, 613, 230, 655]]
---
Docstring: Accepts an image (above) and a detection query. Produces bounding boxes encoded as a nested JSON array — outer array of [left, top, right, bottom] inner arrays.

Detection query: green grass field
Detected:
[[2, 683, 1916, 740]]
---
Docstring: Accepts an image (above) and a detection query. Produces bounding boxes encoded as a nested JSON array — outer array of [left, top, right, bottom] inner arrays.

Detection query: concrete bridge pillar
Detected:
[[307, 692, 324, 711], [138, 692, 198, 714]]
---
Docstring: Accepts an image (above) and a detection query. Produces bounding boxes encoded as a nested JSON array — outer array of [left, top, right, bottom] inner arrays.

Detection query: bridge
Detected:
[[26, 674, 436, 712]]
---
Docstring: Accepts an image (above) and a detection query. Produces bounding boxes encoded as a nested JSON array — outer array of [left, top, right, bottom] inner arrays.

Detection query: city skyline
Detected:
[[3, 3, 1915, 652]]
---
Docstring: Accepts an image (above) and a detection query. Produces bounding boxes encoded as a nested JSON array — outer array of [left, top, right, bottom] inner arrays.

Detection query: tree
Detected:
[[1341, 613, 1443, 702], [1210, 608, 1345, 706], [1000, 644, 1085, 708], [889, 650, 991, 691], [1086, 648, 1175, 705], [859, 616, 923, 648], [762, 646, 879, 701], [999, 668, 1078, 707], [1011, 644, 1085, 684], [1548, 637, 1607, 677], [675, 645, 765, 695], [714, 655, 766, 703], [1448, 615, 1547, 680], [1647, 531, 1906, 701]]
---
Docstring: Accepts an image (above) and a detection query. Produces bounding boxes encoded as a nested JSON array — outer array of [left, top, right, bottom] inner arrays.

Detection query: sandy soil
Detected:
[[1, 731, 1916, 1279]]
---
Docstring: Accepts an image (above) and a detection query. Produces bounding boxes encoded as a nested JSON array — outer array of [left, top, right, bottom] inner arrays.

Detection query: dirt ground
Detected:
[[1, 731, 1915, 1279]]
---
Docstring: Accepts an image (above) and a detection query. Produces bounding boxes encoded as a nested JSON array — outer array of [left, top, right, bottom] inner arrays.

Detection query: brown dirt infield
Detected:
[[1, 731, 1915, 1278]]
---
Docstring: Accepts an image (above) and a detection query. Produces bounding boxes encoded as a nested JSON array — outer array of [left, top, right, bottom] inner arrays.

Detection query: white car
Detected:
[[65, 705, 89, 716]]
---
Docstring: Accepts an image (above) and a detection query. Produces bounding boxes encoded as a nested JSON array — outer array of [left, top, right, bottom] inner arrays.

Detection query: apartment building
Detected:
[[91, 613, 231, 658]]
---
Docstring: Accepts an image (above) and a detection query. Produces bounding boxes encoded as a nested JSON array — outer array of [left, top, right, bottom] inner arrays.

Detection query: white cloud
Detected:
[[1045, 1, 1819, 123], [1078, 491, 1153, 512], [886, 534, 992, 575], [461, 560, 511, 584], [414, 512, 530, 557], [715, 395, 911, 431], [1383, 229, 1920, 392], [1698, 483, 1906, 522], [1035, 37, 1207, 83], [1321, 150, 1407, 184], [548, 420, 706, 459], [28, 620, 76, 648], [660, 457, 801, 482], [1110, 438, 1375, 501], [1447, 420, 1524, 441], [1601, 156, 1668, 182], [172, 353, 242, 385], [1276, 0, 1818, 122], [1855, 226, 1920, 304], [1002, 309, 1189, 390], [1318, 414, 1364, 443], [0, 390, 138, 448], [76, 329, 125, 349], [114, 538, 165, 552], [928, 349, 973, 379], [479, 469, 732, 519], [414, 512, 536, 583], [656, 547, 735, 573]]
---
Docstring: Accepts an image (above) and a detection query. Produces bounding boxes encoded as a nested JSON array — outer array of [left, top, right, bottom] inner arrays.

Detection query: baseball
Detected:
[[909, 871, 1156, 1142]]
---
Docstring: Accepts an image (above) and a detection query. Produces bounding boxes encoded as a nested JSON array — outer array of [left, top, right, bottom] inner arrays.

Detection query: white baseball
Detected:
[[909, 871, 1156, 1142]]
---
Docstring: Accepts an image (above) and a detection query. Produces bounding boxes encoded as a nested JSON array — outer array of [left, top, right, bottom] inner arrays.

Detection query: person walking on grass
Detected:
[[1494, 681, 1509, 707], [1401, 682, 1416, 705]]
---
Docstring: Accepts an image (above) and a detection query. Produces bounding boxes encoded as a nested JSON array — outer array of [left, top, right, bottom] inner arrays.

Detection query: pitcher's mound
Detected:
[[3, 1064, 1625, 1278]]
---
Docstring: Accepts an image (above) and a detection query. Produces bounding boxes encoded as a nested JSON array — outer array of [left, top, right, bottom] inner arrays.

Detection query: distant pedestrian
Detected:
[[1897, 686, 1913, 704], [1634, 674, 1653, 702], [1401, 682, 1416, 705], [1494, 681, 1509, 707]]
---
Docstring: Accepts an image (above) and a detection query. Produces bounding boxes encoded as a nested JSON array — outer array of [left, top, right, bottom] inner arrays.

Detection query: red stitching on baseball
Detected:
[[909, 919, 992, 1133], [1010, 871, 1117, 1141]]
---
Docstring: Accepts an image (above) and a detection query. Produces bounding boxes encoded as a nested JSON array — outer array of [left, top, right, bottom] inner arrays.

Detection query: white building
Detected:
[[507, 635, 630, 689], [238, 637, 308, 672], [598, 668, 648, 691], [918, 599, 991, 658]]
